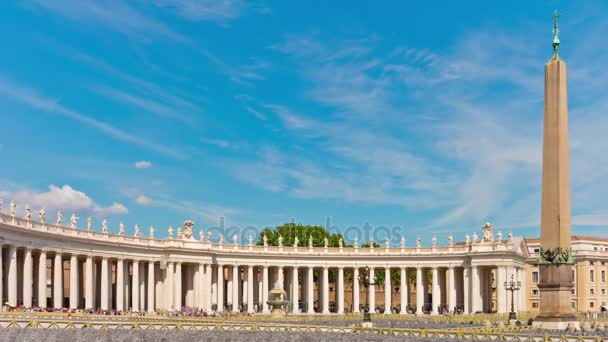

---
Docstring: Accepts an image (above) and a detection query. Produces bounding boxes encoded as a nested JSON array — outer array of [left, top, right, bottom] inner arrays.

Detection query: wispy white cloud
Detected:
[[153, 0, 246, 22], [0, 76, 186, 159], [0, 184, 128, 217], [134, 161, 153, 169], [27, 0, 188, 42], [94, 85, 192, 123], [135, 194, 153, 206]]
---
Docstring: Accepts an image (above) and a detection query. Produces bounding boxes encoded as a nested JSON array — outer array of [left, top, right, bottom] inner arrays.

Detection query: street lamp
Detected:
[[358, 266, 377, 322], [504, 274, 521, 320]]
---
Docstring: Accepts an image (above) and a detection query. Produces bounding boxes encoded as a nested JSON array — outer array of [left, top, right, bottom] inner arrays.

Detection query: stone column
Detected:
[[231, 265, 239, 312], [174, 262, 182, 309], [463, 266, 470, 314], [148, 261, 155, 312], [369, 267, 376, 313], [292, 266, 299, 313], [277, 266, 284, 290], [216, 265, 223, 312], [262, 265, 269, 313], [431, 267, 439, 315], [132, 260, 140, 311], [471, 265, 480, 313], [53, 252, 62, 308], [205, 264, 212, 311], [400, 267, 408, 314], [198, 263, 205, 309], [115, 259, 124, 311], [322, 266, 329, 313], [448, 266, 456, 313], [384, 267, 391, 314], [100, 257, 109, 310], [85, 256, 93, 309], [7, 245, 18, 307], [518, 267, 526, 311], [307, 266, 314, 314], [22, 248, 33, 307], [416, 267, 424, 314], [69, 254, 78, 309], [38, 251, 47, 307], [247, 265, 254, 313], [337, 267, 344, 314], [496, 266, 507, 313], [352, 267, 360, 313]]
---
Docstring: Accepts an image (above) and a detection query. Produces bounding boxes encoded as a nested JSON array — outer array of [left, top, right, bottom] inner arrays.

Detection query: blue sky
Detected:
[[1, 1, 607, 244]]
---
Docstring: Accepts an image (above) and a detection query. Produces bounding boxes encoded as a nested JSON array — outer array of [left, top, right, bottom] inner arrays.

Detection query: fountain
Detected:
[[266, 288, 289, 317]]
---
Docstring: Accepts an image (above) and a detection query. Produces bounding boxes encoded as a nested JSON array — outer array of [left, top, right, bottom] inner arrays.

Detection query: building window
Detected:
[[602, 270, 606, 282], [532, 302, 539, 309], [590, 288, 595, 296], [572, 302, 576, 308], [532, 289, 539, 296], [602, 288, 606, 296], [532, 271, 539, 284], [572, 270, 576, 282], [572, 288, 576, 295], [534, 248, 540, 253], [591, 270, 595, 283], [595, 247, 598, 251], [590, 301, 595, 308]]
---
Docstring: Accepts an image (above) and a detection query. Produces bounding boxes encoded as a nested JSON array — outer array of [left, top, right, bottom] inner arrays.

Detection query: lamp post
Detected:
[[504, 274, 521, 320], [358, 266, 377, 322]]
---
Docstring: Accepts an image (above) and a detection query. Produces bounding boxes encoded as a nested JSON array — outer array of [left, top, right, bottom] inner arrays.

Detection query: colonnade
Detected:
[[0, 243, 527, 314]]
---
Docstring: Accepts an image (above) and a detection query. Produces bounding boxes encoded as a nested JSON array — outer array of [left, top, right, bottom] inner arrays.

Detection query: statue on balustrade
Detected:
[[324, 237, 329, 248], [309, 235, 313, 248], [466, 233, 470, 244], [10, 200, 16, 217], [199, 229, 204, 242], [448, 235, 454, 246], [294, 236, 299, 247], [482, 222, 494, 242], [183, 220, 194, 239], [134, 224, 140, 237], [168, 226, 174, 239], [472, 232, 478, 243], [56, 211, 63, 226], [177, 227, 183, 239], [416, 237, 421, 248], [39, 208, 46, 223], [87, 217, 92, 231], [432, 236, 437, 247], [338, 237, 343, 248], [353, 235, 359, 247], [25, 206, 31, 220], [248, 234, 253, 245], [118, 222, 125, 235], [400, 236, 406, 248], [150, 226, 155, 239], [206, 230, 212, 242], [233, 233, 238, 245], [218, 233, 224, 245], [497, 231, 503, 242], [102, 219, 108, 233], [384, 237, 390, 249], [70, 214, 78, 228], [263, 234, 268, 247], [278, 235, 283, 247]]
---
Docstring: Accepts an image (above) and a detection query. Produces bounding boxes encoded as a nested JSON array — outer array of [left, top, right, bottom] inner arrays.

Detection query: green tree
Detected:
[[256, 222, 350, 248]]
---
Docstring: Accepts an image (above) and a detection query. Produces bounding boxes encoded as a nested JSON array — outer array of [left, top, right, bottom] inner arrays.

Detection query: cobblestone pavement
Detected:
[[0, 328, 452, 342]]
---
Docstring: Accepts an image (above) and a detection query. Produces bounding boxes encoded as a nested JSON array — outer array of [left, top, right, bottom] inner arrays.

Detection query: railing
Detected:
[[0, 212, 516, 257]]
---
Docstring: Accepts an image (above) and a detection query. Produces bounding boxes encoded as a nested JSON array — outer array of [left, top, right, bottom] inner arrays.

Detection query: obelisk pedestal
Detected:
[[534, 13, 579, 330]]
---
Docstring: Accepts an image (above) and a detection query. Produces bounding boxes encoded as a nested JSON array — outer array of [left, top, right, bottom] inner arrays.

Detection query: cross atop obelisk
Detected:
[[535, 10, 577, 330]]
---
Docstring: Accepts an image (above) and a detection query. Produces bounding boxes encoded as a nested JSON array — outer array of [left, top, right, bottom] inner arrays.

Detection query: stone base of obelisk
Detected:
[[533, 264, 580, 330]]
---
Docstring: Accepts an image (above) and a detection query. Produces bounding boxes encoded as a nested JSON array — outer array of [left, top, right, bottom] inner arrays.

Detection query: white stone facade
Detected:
[[0, 209, 530, 315]]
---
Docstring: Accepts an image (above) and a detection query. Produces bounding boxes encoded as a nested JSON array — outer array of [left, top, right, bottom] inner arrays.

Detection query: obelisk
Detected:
[[535, 11, 578, 330]]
